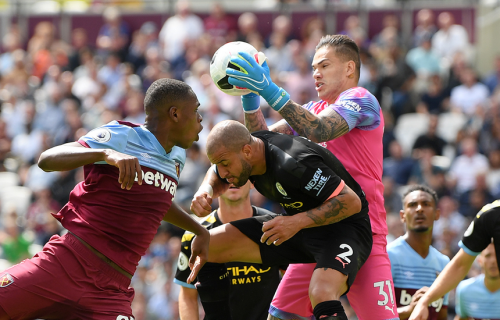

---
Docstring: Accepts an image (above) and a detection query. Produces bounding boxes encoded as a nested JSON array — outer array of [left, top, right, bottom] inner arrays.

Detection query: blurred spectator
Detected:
[[486, 149, 500, 197], [265, 14, 294, 47], [383, 140, 419, 186], [376, 45, 416, 120], [382, 176, 402, 215], [282, 53, 317, 104], [484, 55, 500, 94], [236, 12, 259, 44], [432, 196, 466, 255], [159, 0, 204, 62], [67, 28, 93, 72], [339, 15, 367, 49], [0, 32, 22, 76], [1, 49, 30, 97], [96, 6, 130, 60], [0, 215, 32, 265], [412, 113, 447, 156], [26, 188, 61, 244], [450, 67, 489, 116], [123, 90, 146, 124], [176, 143, 210, 206], [458, 173, 494, 217], [299, 17, 325, 59], [416, 74, 449, 114], [264, 32, 295, 73], [448, 137, 489, 195], [405, 34, 440, 93], [371, 14, 402, 52], [203, 2, 236, 41], [432, 12, 470, 67], [413, 9, 437, 48]]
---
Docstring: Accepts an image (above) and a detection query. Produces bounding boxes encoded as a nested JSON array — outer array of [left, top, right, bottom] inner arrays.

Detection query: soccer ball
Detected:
[[210, 41, 266, 96]]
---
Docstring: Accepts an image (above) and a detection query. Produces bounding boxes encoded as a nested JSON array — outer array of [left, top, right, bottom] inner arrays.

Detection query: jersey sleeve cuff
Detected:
[[324, 180, 345, 202], [173, 278, 196, 289], [458, 241, 481, 256], [78, 140, 90, 148]]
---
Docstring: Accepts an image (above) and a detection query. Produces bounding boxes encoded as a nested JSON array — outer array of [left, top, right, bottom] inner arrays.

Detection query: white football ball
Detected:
[[210, 41, 266, 96]]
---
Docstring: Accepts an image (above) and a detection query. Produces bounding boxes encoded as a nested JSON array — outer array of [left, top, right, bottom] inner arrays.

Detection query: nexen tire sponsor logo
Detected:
[[134, 170, 177, 196], [305, 168, 331, 195]]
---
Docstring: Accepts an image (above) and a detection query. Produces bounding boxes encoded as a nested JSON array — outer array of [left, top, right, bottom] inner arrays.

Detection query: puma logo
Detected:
[[319, 314, 337, 319], [335, 257, 348, 268], [385, 305, 395, 315]]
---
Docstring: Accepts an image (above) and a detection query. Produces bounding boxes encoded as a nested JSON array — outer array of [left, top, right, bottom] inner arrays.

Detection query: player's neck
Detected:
[[144, 122, 175, 153], [484, 274, 500, 293], [217, 199, 253, 224], [404, 232, 432, 259], [249, 137, 266, 176], [323, 83, 358, 104]]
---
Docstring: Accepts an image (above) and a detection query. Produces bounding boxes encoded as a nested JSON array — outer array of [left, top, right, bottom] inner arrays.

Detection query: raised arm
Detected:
[[261, 184, 361, 246], [38, 141, 143, 190], [278, 100, 349, 142]]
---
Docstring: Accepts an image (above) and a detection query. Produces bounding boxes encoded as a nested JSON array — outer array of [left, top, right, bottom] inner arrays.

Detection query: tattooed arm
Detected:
[[260, 184, 361, 246], [244, 110, 295, 135], [279, 100, 349, 142]]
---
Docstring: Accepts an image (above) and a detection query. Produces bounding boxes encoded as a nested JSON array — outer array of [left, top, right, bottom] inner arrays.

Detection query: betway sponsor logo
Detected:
[[134, 170, 177, 197], [400, 289, 443, 312], [305, 168, 331, 195]]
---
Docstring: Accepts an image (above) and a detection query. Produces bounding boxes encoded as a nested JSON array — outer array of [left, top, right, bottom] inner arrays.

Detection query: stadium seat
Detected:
[[394, 113, 430, 156], [0, 186, 32, 218], [437, 112, 467, 143]]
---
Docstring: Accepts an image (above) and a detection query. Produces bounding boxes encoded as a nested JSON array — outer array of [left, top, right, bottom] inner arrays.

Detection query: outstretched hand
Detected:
[[187, 228, 210, 284], [103, 149, 142, 190], [261, 215, 301, 246], [409, 298, 430, 320]]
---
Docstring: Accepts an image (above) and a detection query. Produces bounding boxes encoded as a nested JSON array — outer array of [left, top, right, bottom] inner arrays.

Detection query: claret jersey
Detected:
[[52, 120, 186, 275], [293, 87, 386, 234], [249, 131, 369, 218], [459, 200, 500, 269]]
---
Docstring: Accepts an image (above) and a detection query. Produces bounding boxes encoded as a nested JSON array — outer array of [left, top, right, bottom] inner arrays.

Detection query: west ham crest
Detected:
[[0, 273, 14, 287], [175, 162, 180, 178]]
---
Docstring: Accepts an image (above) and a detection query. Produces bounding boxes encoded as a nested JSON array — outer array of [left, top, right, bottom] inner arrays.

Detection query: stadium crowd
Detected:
[[0, 1, 497, 319]]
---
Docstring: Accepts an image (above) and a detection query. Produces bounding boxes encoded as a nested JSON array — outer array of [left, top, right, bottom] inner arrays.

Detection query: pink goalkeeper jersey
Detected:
[[294, 87, 387, 235]]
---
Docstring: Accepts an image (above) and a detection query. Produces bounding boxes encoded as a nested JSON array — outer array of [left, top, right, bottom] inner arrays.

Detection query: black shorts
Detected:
[[230, 212, 372, 289]]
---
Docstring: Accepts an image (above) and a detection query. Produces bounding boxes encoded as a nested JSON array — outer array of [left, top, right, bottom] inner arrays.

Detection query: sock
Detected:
[[313, 300, 347, 320], [195, 262, 232, 320]]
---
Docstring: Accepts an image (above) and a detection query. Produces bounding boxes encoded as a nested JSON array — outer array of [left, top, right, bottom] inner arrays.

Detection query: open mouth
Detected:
[[315, 82, 324, 90]]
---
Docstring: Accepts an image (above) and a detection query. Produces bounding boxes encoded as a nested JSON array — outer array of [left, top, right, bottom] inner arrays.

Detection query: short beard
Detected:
[[411, 226, 430, 233], [233, 158, 252, 187]]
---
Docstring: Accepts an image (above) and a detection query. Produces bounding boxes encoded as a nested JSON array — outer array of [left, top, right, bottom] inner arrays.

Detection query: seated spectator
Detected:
[[382, 176, 402, 215], [266, 14, 294, 47], [448, 137, 489, 195], [483, 55, 500, 94], [405, 34, 440, 93], [458, 173, 495, 217], [204, 2, 236, 41], [383, 140, 420, 186], [450, 67, 489, 116], [283, 53, 317, 103], [96, 6, 130, 60], [486, 149, 500, 197], [416, 74, 449, 114], [339, 15, 367, 48], [412, 113, 447, 156], [159, 0, 204, 62], [67, 28, 93, 72], [413, 9, 437, 48], [236, 12, 260, 44], [264, 32, 295, 73], [432, 12, 470, 68], [432, 196, 467, 254], [0, 32, 22, 76], [0, 214, 32, 265]]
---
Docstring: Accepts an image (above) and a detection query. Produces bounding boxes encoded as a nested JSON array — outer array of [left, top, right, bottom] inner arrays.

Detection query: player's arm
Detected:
[[261, 183, 361, 246], [163, 202, 210, 281], [179, 286, 200, 320], [190, 165, 230, 217], [227, 52, 348, 141], [38, 141, 143, 190], [409, 249, 475, 320]]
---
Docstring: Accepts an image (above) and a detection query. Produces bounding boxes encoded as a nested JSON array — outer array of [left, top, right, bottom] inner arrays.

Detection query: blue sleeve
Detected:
[[329, 89, 381, 131], [79, 121, 130, 153]]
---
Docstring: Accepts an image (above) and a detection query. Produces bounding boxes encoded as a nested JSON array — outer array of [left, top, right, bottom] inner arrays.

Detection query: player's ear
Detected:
[[241, 143, 252, 158], [399, 209, 406, 224], [346, 60, 356, 79], [169, 106, 179, 122], [434, 207, 441, 221]]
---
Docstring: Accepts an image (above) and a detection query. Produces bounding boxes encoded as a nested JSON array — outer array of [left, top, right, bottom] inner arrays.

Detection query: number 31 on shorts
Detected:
[[374, 280, 395, 307]]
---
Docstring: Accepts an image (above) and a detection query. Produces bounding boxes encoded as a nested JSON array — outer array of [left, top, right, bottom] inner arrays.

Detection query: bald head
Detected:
[[207, 120, 251, 156]]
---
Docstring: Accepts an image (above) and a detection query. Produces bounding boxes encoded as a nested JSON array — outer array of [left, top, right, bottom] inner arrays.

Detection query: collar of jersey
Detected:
[[139, 125, 167, 156]]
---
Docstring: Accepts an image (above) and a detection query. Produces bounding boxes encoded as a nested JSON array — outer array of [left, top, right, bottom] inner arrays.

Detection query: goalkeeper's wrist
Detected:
[[264, 86, 290, 112], [241, 93, 260, 114]]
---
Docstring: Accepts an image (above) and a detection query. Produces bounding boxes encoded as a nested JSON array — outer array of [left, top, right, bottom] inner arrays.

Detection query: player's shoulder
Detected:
[[475, 200, 500, 220], [457, 274, 483, 293], [387, 236, 406, 252]]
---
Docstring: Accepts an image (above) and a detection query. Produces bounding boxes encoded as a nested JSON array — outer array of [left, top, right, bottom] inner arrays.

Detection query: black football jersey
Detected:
[[174, 207, 282, 320], [249, 131, 369, 217], [460, 200, 500, 268]]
